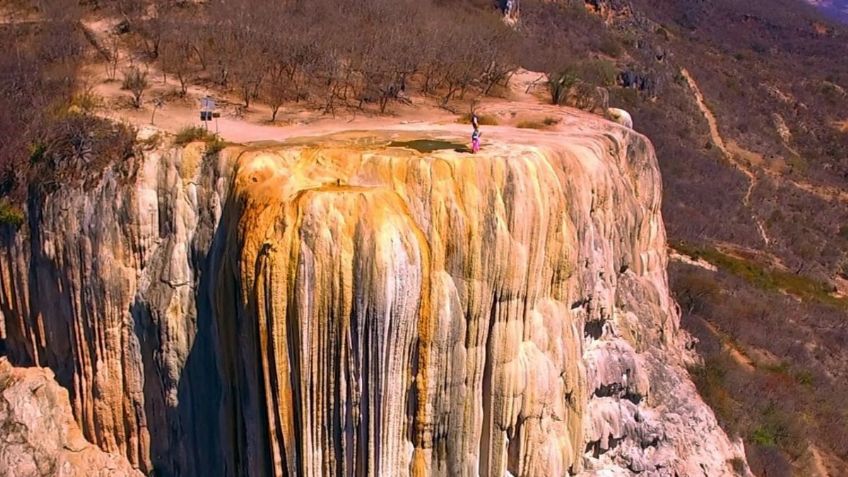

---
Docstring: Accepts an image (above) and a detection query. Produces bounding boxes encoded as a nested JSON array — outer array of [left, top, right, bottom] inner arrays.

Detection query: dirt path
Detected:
[[682, 69, 848, 213], [785, 177, 848, 204], [697, 317, 757, 372], [669, 248, 718, 272], [680, 68, 771, 247]]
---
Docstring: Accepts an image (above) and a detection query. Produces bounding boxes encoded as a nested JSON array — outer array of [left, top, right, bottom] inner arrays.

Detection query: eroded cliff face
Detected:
[[0, 123, 747, 476], [0, 140, 230, 475]]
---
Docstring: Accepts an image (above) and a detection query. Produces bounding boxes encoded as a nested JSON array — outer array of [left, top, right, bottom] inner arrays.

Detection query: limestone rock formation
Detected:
[[606, 108, 633, 129], [0, 117, 749, 476], [0, 358, 142, 477]]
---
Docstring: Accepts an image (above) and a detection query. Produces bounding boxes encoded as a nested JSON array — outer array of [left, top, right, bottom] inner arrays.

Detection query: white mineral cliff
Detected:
[[0, 119, 749, 476]]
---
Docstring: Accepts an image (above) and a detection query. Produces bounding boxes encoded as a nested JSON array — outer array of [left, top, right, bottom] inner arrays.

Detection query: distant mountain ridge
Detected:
[[807, 0, 848, 22]]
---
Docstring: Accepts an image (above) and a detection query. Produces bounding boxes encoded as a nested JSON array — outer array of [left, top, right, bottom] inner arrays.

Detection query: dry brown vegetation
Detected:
[[620, 1, 848, 472], [0, 1, 138, 204], [0, 0, 521, 205], [673, 257, 848, 476], [127, 0, 518, 115]]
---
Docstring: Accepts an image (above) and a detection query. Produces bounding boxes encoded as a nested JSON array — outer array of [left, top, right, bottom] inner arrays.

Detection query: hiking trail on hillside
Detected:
[[680, 68, 771, 247], [682, 68, 848, 229]]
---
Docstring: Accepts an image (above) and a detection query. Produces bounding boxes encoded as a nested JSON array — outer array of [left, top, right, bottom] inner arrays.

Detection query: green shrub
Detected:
[[29, 142, 47, 164], [139, 132, 162, 151], [729, 457, 747, 474], [786, 154, 809, 174], [174, 126, 214, 147], [749, 404, 805, 458], [205, 137, 226, 155], [577, 59, 618, 87], [69, 90, 102, 113], [689, 356, 740, 435], [760, 361, 790, 374], [673, 241, 848, 309], [27, 115, 137, 194], [794, 369, 814, 387], [751, 426, 776, 446], [0, 199, 24, 228], [674, 268, 721, 313], [549, 59, 618, 105], [548, 69, 580, 105]]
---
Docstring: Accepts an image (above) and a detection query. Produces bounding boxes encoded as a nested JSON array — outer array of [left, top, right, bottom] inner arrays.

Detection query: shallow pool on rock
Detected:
[[388, 139, 469, 153]]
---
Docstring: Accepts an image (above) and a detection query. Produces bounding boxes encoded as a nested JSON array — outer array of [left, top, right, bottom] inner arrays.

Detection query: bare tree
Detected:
[[143, 0, 518, 116], [262, 62, 290, 122], [104, 35, 121, 81], [159, 29, 194, 96]]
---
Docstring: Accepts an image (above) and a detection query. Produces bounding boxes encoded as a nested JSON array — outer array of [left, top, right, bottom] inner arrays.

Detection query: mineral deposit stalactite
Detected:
[[0, 122, 751, 476]]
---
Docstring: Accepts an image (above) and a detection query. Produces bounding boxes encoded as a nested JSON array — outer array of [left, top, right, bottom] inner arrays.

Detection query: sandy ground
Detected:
[[90, 63, 609, 146]]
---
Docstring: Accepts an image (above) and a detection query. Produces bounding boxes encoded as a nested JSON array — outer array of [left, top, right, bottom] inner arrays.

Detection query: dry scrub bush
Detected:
[[0, 1, 140, 211], [28, 113, 137, 194], [516, 117, 559, 129], [0, 4, 86, 201], [122, 67, 149, 108]]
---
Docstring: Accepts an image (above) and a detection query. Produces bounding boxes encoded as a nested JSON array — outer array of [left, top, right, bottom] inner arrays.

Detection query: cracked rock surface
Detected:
[[0, 358, 141, 477]]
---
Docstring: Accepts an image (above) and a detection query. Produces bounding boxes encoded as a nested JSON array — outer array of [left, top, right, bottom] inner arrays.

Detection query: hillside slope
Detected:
[[549, 1, 848, 475]]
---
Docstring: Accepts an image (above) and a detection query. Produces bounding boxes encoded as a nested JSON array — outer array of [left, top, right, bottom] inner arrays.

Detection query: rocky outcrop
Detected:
[[0, 358, 142, 477], [0, 120, 748, 475], [606, 108, 633, 129]]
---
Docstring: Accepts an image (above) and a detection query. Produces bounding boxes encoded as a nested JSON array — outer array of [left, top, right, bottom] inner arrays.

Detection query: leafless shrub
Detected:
[[122, 66, 149, 108], [104, 34, 121, 80]]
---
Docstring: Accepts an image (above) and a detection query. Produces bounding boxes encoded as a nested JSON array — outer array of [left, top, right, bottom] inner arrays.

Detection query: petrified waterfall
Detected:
[[0, 121, 747, 476]]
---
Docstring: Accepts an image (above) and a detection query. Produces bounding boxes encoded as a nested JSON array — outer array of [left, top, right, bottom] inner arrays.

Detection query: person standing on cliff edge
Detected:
[[471, 111, 481, 153]]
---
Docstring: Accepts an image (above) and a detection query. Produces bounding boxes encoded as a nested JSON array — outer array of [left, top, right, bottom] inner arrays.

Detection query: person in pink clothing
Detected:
[[471, 126, 481, 153]]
